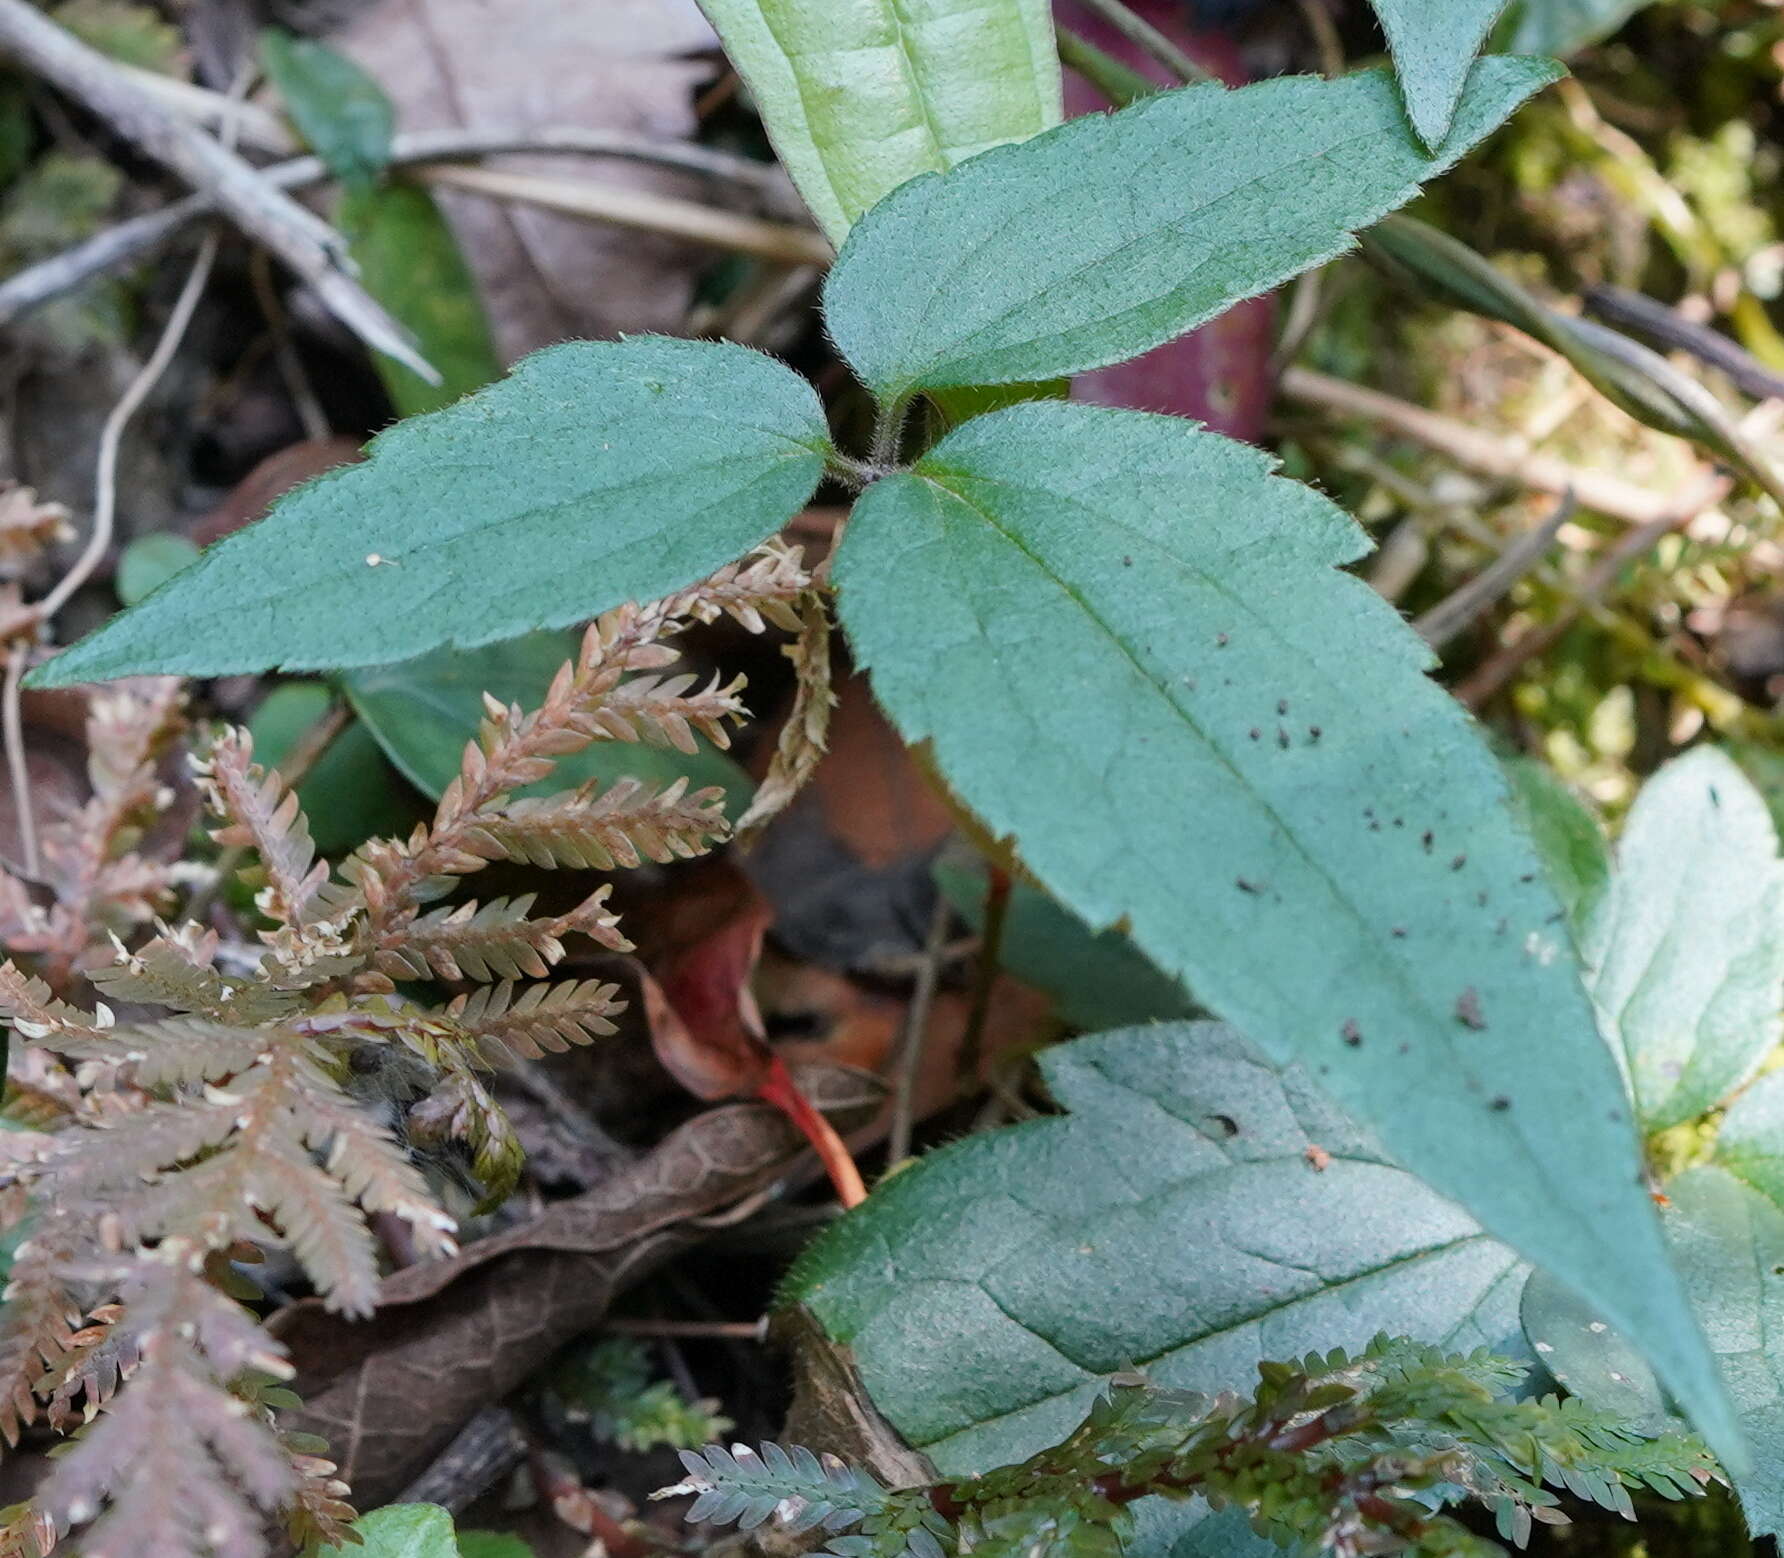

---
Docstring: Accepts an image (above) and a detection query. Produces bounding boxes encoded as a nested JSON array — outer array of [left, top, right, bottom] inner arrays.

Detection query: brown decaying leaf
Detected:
[[274, 1066, 881, 1508], [331, 0, 719, 361]]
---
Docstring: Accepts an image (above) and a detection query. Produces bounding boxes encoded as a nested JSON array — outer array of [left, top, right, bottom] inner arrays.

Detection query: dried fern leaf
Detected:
[[448, 978, 625, 1059], [0, 483, 72, 577], [737, 592, 835, 838], [462, 778, 728, 871], [193, 729, 329, 930]]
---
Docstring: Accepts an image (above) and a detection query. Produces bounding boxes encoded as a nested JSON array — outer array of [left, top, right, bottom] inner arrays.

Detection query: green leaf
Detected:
[[1523, 1167, 1784, 1538], [341, 632, 754, 820], [832, 400, 1736, 1463], [456, 1536, 536, 1558], [1501, 756, 1609, 935], [695, 0, 1062, 245], [316, 1503, 459, 1558], [1368, 0, 1513, 148], [932, 858, 1196, 1030], [247, 682, 423, 856], [115, 533, 198, 606], [1713, 1070, 1784, 1216], [340, 181, 503, 417], [32, 338, 831, 685], [786, 1021, 1528, 1475], [1501, 0, 1652, 56], [1582, 748, 1784, 1133], [822, 58, 1558, 404], [260, 29, 394, 193]]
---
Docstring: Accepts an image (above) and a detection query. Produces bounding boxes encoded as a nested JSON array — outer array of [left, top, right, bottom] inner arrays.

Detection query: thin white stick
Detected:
[[35, 232, 219, 624], [2, 643, 36, 878]]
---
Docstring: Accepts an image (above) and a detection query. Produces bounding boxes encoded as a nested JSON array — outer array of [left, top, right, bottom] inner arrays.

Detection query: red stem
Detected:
[[756, 1052, 867, 1208]]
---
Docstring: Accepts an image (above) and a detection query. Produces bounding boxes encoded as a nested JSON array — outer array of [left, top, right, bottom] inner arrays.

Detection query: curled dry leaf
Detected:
[[331, 0, 721, 360], [274, 1066, 881, 1506]]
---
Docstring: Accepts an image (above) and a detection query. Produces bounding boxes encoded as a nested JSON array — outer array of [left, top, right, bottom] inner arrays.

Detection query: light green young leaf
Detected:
[[1368, 0, 1513, 148], [1501, 0, 1652, 56], [1523, 1167, 1784, 1538], [341, 632, 754, 819], [115, 532, 198, 606], [1501, 756, 1609, 936], [456, 1536, 537, 1558], [31, 338, 830, 685], [695, 0, 1062, 246], [341, 181, 503, 417], [260, 29, 394, 192], [316, 1502, 459, 1558], [1583, 748, 1784, 1133], [786, 1021, 1527, 1476], [823, 58, 1558, 404], [832, 400, 1735, 1463]]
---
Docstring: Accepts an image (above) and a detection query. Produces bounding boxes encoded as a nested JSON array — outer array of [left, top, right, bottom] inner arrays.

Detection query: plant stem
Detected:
[[1056, 28, 1157, 109], [1068, 0, 1212, 87], [958, 864, 1012, 1083]]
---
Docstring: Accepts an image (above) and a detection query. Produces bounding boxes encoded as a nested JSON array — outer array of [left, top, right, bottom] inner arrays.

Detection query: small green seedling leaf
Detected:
[[315, 1502, 460, 1557], [1368, 0, 1514, 148], [115, 532, 198, 606], [341, 632, 754, 820], [695, 0, 1062, 245], [823, 57, 1559, 404], [259, 29, 395, 192], [1582, 748, 1784, 1133], [340, 181, 503, 417], [1500, 0, 1652, 56], [456, 1536, 537, 1558], [833, 400, 1736, 1465], [1524, 1167, 1784, 1537], [31, 338, 831, 684], [787, 1021, 1526, 1476]]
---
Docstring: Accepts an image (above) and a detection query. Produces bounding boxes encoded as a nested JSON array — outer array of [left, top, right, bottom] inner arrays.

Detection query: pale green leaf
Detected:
[[31, 338, 830, 685], [696, 0, 1062, 245], [1523, 1167, 1784, 1538], [823, 58, 1558, 404], [341, 181, 503, 417], [1368, 0, 1513, 148], [1501, 756, 1609, 935], [787, 1021, 1527, 1477], [341, 631, 754, 820], [316, 1502, 459, 1558], [832, 400, 1735, 1461], [260, 29, 394, 192], [1714, 1070, 1784, 1216], [115, 532, 198, 606], [1583, 748, 1784, 1132], [456, 1535, 536, 1558], [1502, 0, 1653, 56]]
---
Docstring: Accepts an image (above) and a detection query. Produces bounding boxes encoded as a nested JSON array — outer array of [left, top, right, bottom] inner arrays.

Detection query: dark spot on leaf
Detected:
[[1450, 853, 1467, 871], [1235, 876, 1264, 894], [1216, 632, 1230, 647], [1475, 891, 1489, 907], [1422, 831, 1434, 852], [1397, 1043, 1410, 1055], [1710, 785, 1721, 807], [1341, 1019, 1362, 1047], [1490, 1096, 1512, 1111], [1455, 988, 1487, 1030], [1249, 728, 1261, 741], [1122, 555, 1133, 566], [1519, 873, 1535, 884], [1391, 926, 1407, 938], [1207, 1114, 1239, 1138], [1393, 817, 1404, 828], [1277, 728, 1290, 749], [1309, 726, 1322, 742], [1276, 699, 1289, 715]]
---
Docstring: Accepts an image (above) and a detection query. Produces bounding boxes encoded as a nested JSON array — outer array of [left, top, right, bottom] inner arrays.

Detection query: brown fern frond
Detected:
[[0, 1222, 89, 1446], [736, 591, 836, 838], [407, 1066, 524, 1205], [578, 670, 749, 753], [0, 873, 52, 953], [82, 680, 184, 807], [0, 484, 72, 576], [657, 540, 812, 634], [461, 777, 729, 871], [0, 963, 122, 1056], [40, 1304, 132, 1432], [192, 729, 329, 930], [448, 978, 625, 1059], [374, 883, 633, 981], [281, 1449, 356, 1553], [87, 935, 292, 1023], [31, 1254, 296, 1558]]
